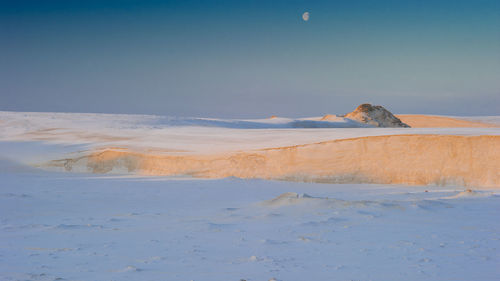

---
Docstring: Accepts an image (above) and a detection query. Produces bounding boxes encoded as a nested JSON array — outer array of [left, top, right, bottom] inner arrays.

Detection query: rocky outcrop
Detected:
[[344, 104, 410, 128]]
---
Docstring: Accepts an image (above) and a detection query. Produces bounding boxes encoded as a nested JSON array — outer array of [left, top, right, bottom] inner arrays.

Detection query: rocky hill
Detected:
[[344, 104, 410, 128]]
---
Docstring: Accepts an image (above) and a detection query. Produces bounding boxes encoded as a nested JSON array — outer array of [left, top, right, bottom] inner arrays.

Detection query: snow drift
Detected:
[[46, 134, 500, 188]]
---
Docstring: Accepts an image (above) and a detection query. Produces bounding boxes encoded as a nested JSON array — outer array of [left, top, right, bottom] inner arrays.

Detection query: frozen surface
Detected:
[[1, 164, 499, 281]]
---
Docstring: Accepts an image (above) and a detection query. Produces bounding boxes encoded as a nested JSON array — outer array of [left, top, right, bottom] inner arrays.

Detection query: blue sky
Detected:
[[1, 0, 499, 117]]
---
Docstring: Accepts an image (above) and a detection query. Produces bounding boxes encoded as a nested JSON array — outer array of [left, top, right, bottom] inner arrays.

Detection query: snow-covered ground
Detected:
[[1, 161, 499, 281], [1, 111, 499, 280]]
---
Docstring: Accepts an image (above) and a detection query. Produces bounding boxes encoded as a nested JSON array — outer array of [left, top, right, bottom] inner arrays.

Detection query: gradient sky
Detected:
[[1, 0, 499, 117]]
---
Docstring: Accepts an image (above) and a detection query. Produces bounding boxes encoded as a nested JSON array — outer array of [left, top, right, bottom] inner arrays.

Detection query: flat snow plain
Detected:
[[1, 111, 499, 155], [1, 112, 499, 281]]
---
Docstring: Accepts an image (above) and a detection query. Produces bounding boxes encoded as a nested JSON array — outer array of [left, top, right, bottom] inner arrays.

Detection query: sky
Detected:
[[1, 0, 499, 117]]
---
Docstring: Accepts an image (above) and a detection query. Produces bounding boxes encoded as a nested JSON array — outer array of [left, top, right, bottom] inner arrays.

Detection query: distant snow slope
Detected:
[[397, 114, 499, 128], [0, 110, 370, 130], [1, 111, 498, 155], [457, 116, 500, 126]]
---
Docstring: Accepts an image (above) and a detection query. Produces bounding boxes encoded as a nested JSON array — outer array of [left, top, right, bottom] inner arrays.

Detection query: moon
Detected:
[[302, 12, 309, 21]]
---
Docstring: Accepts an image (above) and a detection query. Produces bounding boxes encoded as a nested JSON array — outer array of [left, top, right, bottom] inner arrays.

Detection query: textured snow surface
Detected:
[[1, 164, 499, 281]]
